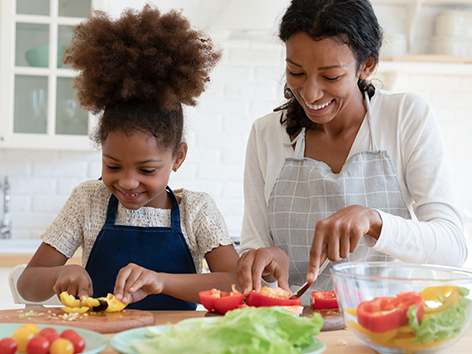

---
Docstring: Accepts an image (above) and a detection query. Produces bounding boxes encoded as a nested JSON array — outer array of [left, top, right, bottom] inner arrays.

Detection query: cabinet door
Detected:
[[0, 0, 103, 151]]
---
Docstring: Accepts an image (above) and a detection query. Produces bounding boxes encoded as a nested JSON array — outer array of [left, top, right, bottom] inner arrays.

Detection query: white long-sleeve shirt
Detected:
[[239, 89, 467, 266]]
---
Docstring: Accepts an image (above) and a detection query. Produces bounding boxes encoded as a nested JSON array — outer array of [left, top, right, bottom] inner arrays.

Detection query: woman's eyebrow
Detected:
[[286, 58, 346, 71]]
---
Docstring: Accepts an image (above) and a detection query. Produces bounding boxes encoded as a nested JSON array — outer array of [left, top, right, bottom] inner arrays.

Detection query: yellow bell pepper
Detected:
[[59, 291, 128, 313], [420, 286, 460, 315]]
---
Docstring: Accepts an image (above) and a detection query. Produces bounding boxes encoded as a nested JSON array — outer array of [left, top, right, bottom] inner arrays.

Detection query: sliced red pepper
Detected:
[[310, 290, 338, 310], [357, 292, 424, 334], [245, 287, 301, 307], [199, 286, 243, 314]]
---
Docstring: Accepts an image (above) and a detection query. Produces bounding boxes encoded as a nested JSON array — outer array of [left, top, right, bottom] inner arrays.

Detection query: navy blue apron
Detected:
[[85, 187, 197, 310]]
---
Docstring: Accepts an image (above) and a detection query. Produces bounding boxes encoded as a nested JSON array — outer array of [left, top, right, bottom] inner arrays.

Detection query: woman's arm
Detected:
[[17, 242, 93, 302]]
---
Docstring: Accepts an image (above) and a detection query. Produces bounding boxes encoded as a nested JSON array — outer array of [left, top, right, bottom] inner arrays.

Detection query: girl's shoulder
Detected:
[[174, 188, 216, 208], [72, 179, 111, 203]]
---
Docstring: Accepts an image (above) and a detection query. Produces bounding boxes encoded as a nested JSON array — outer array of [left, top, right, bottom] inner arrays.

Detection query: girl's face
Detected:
[[285, 32, 376, 127], [101, 130, 186, 210]]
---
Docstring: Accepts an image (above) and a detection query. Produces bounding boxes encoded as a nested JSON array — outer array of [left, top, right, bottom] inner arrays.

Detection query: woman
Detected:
[[237, 0, 467, 303]]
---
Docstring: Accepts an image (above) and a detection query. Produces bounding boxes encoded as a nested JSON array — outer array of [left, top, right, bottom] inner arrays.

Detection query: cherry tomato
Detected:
[[43, 333, 60, 344], [50, 338, 74, 354], [38, 327, 59, 337], [59, 329, 79, 340], [0, 338, 18, 354], [12, 327, 36, 353], [19, 324, 41, 336], [68, 336, 85, 354], [26, 336, 50, 354]]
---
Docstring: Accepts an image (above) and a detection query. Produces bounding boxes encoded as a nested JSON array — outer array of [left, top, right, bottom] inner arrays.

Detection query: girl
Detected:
[[237, 0, 467, 304], [17, 4, 239, 310]]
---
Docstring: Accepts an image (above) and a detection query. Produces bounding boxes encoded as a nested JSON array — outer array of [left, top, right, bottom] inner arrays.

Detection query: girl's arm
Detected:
[[17, 242, 93, 302], [114, 244, 239, 304]]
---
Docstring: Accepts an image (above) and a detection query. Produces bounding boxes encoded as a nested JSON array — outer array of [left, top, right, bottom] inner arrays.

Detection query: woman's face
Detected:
[[101, 130, 186, 210], [285, 32, 373, 127]]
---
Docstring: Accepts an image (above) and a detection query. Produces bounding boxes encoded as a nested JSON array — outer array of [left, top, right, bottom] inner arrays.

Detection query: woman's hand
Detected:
[[307, 205, 382, 282], [114, 263, 163, 303], [237, 246, 290, 295], [53, 264, 93, 300]]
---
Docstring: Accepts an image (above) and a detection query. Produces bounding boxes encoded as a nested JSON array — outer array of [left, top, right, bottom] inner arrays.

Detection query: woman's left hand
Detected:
[[307, 205, 382, 283], [113, 263, 163, 303]]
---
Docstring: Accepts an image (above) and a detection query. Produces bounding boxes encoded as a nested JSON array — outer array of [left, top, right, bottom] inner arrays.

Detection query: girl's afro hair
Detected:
[[63, 4, 221, 114]]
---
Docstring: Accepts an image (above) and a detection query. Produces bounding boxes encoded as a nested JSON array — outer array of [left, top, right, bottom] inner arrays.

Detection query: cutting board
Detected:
[[205, 306, 345, 331], [0, 307, 155, 334]]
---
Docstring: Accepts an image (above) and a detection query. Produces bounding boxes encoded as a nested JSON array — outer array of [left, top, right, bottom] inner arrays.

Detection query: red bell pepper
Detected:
[[310, 290, 338, 310], [245, 287, 301, 307], [357, 291, 424, 333], [199, 286, 243, 314]]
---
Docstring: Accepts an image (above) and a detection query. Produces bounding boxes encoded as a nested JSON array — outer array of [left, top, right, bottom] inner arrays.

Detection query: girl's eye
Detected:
[[106, 165, 120, 170], [141, 169, 156, 174]]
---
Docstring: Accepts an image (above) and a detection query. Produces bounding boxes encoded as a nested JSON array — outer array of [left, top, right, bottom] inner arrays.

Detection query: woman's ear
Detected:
[[359, 56, 377, 80], [172, 142, 188, 172]]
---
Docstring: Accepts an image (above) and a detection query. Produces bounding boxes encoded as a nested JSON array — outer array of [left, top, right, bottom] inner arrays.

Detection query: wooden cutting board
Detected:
[[0, 307, 155, 334], [205, 306, 345, 331]]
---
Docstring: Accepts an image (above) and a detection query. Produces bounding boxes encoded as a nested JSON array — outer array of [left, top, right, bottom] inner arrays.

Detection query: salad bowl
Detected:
[[331, 262, 472, 353]]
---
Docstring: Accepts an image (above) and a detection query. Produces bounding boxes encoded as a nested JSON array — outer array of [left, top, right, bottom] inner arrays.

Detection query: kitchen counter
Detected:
[[100, 311, 472, 354], [0, 239, 81, 266]]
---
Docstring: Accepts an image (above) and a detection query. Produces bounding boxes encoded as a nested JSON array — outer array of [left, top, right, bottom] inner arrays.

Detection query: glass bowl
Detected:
[[331, 262, 472, 354]]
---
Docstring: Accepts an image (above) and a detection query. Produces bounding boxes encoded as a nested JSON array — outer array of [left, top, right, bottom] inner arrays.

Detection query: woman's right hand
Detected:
[[236, 246, 290, 295], [53, 264, 93, 300]]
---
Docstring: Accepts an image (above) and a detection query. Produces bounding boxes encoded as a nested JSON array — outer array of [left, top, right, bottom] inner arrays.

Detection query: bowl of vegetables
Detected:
[[330, 262, 472, 354]]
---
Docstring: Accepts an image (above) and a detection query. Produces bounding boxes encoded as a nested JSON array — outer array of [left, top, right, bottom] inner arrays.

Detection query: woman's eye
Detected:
[[287, 70, 304, 77], [325, 76, 341, 81]]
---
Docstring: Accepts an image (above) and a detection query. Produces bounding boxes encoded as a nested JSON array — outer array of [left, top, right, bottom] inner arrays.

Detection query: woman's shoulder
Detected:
[[251, 110, 285, 134], [373, 89, 432, 112]]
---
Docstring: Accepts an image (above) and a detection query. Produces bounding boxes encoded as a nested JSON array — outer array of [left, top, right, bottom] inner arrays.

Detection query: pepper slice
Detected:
[[199, 285, 243, 314], [245, 286, 301, 307], [310, 290, 338, 310], [357, 292, 424, 334]]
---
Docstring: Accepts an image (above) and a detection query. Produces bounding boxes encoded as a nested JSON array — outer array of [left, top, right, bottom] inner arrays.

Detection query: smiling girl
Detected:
[[17, 4, 238, 310]]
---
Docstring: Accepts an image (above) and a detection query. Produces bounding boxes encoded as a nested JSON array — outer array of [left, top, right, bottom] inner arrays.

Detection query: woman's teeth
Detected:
[[306, 100, 331, 110]]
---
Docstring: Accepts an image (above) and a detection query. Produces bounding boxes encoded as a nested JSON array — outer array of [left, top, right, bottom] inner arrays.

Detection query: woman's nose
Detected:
[[301, 78, 323, 104]]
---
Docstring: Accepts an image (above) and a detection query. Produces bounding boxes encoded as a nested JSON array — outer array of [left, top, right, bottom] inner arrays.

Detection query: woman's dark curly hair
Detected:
[[63, 4, 221, 154], [275, 0, 383, 136]]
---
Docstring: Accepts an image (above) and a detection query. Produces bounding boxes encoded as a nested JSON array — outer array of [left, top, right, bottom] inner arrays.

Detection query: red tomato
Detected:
[[50, 338, 74, 354], [43, 333, 60, 344], [310, 290, 339, 310], [60, 329, 79, 340], [245, 290, 301, 307], [26, 336, 50, 354], [38, 327, 59, 337], [357, 291, 424, 333], [68, 336, 86, 354], [199, 289, 244, 314], [0, 338, 18, 354]]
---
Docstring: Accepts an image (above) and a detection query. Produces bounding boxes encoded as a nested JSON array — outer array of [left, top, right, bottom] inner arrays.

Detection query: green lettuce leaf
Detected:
[[407, 287, 471, 344], [132, 306, 323, 354]]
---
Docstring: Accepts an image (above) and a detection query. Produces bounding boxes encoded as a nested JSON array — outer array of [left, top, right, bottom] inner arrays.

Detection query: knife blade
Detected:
[[288, 281, 312, 300]]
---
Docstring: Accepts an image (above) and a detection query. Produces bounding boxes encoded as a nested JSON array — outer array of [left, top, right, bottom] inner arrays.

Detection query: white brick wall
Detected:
[[1, 0, 472, 246]]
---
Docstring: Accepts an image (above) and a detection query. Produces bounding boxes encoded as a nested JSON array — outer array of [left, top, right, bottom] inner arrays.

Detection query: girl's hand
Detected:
[[53, 264, 93, 300], [114, 263, 163, 303], [307, 205, 382, 283], [237, 246, 290, 295]]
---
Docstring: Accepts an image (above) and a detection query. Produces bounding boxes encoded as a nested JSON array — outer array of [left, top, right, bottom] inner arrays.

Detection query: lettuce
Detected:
[[132, 306, 323, 354], [407, 287, 471, 344]]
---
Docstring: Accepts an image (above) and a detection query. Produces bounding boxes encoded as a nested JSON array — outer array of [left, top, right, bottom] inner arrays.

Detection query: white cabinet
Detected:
[[0, 0, 104, 151]]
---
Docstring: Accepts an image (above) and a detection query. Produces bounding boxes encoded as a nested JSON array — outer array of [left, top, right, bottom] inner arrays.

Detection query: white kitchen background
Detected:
[[1, 0, 472, 308]]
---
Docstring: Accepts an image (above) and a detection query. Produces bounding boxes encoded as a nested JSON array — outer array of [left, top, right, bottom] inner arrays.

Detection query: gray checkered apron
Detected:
[[267, 93, 411, 303]]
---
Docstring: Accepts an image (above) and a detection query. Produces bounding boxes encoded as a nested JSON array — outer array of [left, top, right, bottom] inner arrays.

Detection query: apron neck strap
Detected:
[[364, 91, 377, 151]]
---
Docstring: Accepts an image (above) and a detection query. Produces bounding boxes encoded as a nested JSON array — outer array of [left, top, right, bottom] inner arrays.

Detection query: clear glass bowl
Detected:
[[330, 262, 472, 354]]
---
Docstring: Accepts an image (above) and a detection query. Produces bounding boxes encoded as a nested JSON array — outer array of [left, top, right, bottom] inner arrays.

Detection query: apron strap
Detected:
[[285, 127, 306, 159], [364, 91, 377, 151]]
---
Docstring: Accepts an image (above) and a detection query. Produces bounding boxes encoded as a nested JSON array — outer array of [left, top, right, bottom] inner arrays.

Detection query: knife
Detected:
[[288, 281, 312, 300]]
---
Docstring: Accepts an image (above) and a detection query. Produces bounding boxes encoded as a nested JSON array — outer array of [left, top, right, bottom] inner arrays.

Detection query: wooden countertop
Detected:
[[100, 311, 472, 354]]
